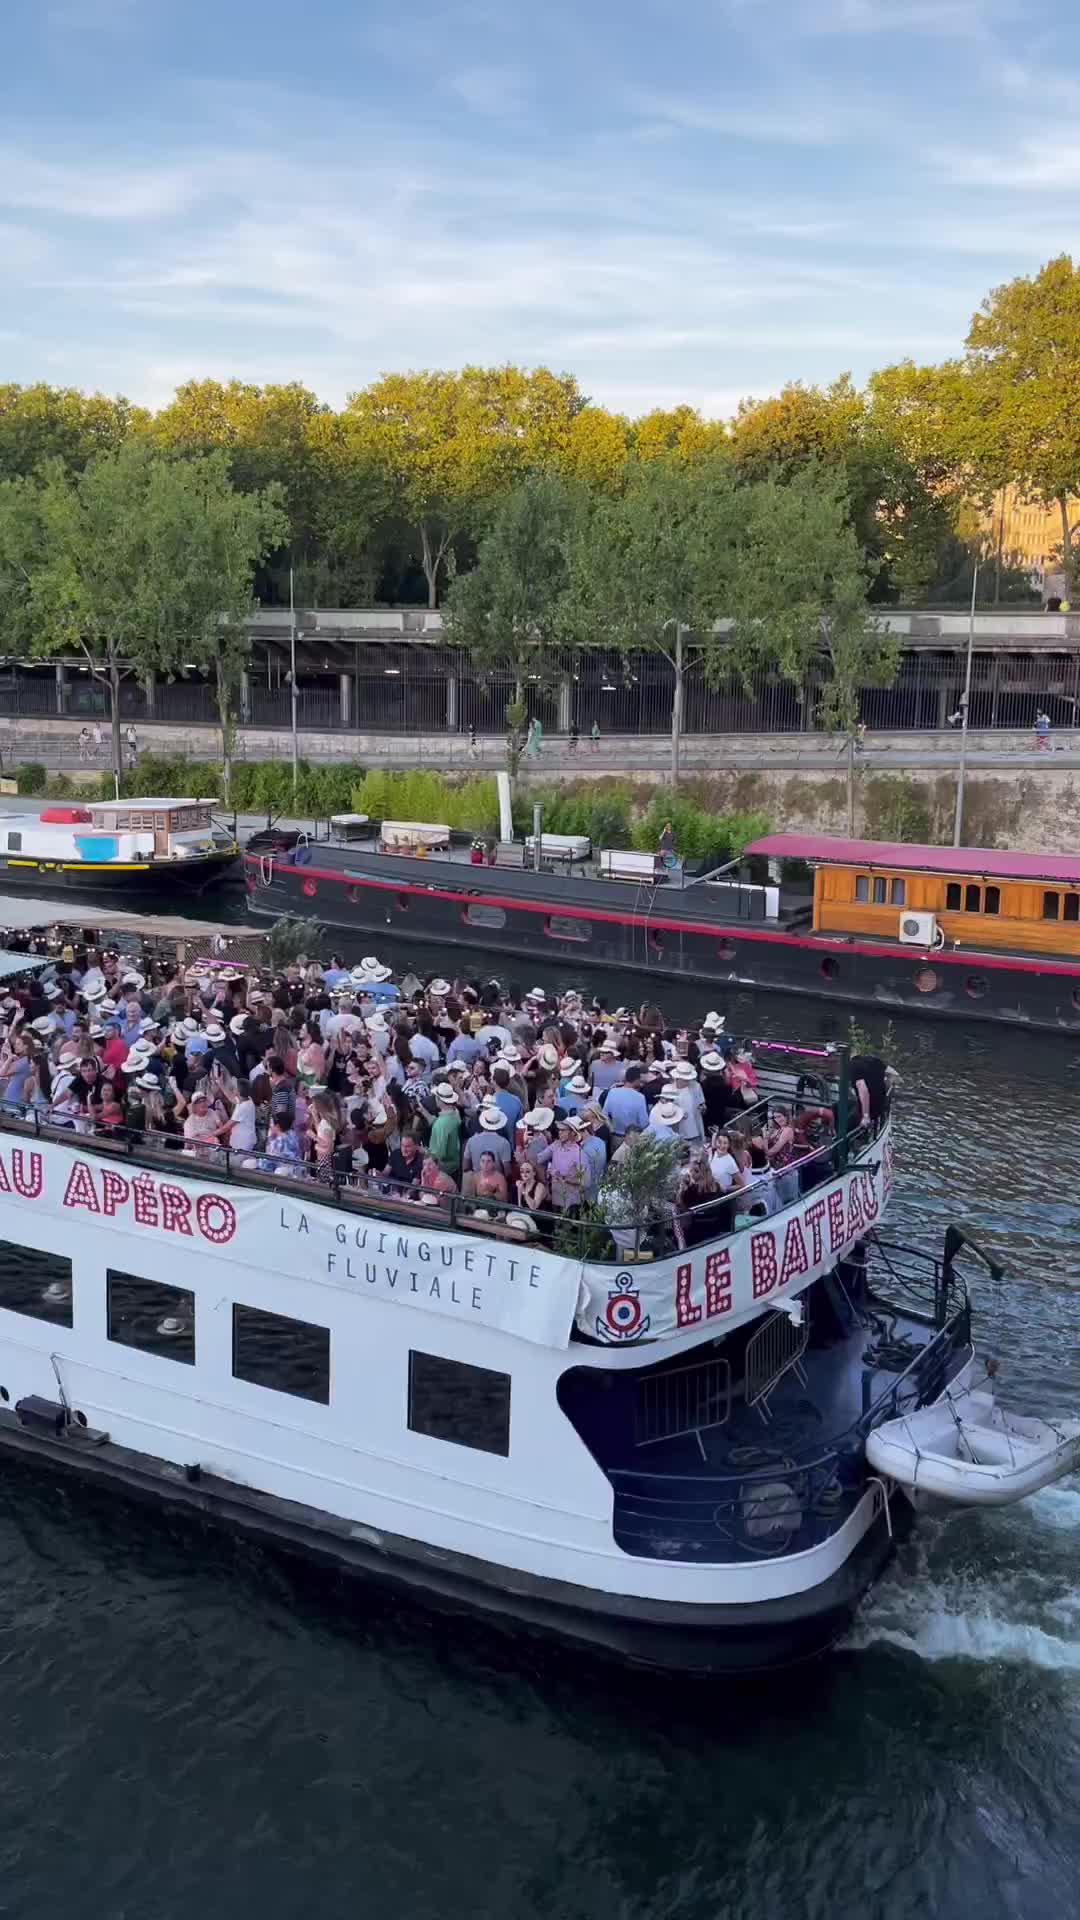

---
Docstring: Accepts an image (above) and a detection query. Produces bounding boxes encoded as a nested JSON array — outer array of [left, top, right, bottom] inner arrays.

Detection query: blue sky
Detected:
[[3, 0, 1079, 418]]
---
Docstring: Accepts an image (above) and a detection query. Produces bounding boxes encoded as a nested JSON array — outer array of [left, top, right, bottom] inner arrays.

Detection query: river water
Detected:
[[3, 931, 1080, 1919]]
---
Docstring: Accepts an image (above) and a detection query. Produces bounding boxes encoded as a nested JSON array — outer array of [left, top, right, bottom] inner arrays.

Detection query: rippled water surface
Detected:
[[3, 940, 1080, 1920]]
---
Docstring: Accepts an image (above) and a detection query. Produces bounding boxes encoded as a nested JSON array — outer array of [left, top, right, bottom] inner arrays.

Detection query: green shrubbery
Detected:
[[511, 783, 768, 864], [351, 769, 500, 834], [21, 756, 367, 814]]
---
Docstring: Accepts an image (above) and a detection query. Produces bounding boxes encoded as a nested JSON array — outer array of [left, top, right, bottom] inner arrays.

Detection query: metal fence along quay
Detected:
[[4, 611, 1080, 738]]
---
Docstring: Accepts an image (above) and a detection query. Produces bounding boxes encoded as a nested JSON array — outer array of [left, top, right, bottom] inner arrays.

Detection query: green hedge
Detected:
[[511, 783, 768, 864], [26, 756, 366, 815], [351, 769, 500, 834]]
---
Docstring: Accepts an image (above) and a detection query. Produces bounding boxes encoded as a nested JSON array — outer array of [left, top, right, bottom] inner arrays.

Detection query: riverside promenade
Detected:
[[3, 716, 1080, 775]]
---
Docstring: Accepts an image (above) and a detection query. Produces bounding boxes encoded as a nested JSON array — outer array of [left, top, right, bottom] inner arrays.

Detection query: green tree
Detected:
[[443, 471, 585, 772], [144, 452, 288, 798], [0, 442, 282, 793], [344, 366, 587, 607], [0, 383, 144, 479], [961, 256, 1080, 589]]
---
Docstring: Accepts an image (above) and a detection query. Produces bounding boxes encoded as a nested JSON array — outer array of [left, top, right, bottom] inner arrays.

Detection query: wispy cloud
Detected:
[[448, 63, 528, 116]]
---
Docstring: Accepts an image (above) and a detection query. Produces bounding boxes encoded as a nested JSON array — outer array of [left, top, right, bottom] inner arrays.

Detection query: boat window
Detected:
[[0, 1237, 73, 1326], [155, 813, 167, 829], [1066, 893, 1080, 922], [6, 833, 20, 852], [854, 874, 869, 902], [889, 878, 905, 905], [1043, 891, 1060, 921], [872, 877, 887, 905], [407, 1351, 510, 1457], [107, 1270, 195, 1364], [984, 886, 1000, 915], [232, 1303, 330, 1404], [546, 915, 592, 942], [946, 883, 962, 910], [965, 884, 981, 912], [463, 904, 506, 930]]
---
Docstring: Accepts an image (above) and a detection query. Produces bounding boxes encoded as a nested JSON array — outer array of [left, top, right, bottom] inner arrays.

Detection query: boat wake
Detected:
[[846, 1482, 1080, 1671]]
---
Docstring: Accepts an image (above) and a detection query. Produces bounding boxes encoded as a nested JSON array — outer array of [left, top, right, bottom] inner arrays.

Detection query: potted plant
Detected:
[[597, 1133, 682, 1260]]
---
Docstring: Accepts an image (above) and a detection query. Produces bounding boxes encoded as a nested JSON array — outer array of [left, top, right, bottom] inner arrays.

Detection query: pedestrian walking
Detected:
[[125, 723, 138, 768], [77, 726, 91, 763], [568, 723, 579, 755], [468, 723, 478, 760], [91, 721, 103, 758], [1035, 710, 1051, 751], [590, 719, 600, 751]]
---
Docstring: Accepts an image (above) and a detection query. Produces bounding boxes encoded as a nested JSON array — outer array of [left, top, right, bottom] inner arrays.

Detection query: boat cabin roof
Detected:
[[746, 832, 1080, 887], [93, 797, 205, 813]]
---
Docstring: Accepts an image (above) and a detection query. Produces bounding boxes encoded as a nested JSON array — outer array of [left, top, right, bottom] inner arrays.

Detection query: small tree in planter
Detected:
[[597, 1133, 683, 1259]]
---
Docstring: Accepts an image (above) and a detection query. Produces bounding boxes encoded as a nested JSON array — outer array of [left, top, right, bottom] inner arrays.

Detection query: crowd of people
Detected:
[[0, 940, 885, 1249]]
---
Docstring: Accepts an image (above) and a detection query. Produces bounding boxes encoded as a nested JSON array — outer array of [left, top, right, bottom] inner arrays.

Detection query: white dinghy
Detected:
[[867, 1386, 1080, 1506]]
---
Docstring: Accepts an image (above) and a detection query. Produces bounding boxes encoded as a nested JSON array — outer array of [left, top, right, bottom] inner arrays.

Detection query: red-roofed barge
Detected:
[[245, 820, 1080, 1031]]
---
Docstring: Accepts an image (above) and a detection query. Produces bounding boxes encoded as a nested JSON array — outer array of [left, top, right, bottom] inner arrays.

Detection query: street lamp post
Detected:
[[289, 565, 299, 796], [952, 560, 979, 847]]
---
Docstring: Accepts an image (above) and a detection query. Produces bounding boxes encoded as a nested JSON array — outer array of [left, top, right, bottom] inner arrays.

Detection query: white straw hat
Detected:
[[479, 1104, 507, 1131], [434, 1084, 459, 1105], [523, 1106, 554, 1130], [699, 1050, 727, 1073], [653, 1098, 684, 1126], [672, 1061, 698, 1082]]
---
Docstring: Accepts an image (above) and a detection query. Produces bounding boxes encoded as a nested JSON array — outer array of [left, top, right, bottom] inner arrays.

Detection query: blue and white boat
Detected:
[[0, 799, 237, 893]]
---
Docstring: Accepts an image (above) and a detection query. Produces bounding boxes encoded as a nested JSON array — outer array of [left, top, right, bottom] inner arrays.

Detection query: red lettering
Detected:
[[862, 1169, 880, 1222], [779, 1216, 810, 1287], [10, 1150, 42, 1199], [803, 1196, 827, 1265], [196, 1193, 236, 1245], [132, 1174, 159, 1227], [846, 1175, 865, 1236], [704, 1247, 732, 1317], [159, 1184, 193, 1236], [62, 1160, 100, 1213], [751, 1230, 779, 1298], [100, 1169, 130, 1217], [827, 1188, 846, 1252], [675, 1262, 701, 1326]]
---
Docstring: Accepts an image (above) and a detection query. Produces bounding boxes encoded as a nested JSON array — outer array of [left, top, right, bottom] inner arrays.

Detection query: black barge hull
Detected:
[[245, 852, 1080, 1033], [0, 852, 238, 895]]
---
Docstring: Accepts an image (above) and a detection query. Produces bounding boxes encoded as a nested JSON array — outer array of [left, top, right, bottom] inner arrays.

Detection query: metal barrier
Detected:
[[634, 1357, 732, 1455], [745, 1308, 810, 1421]]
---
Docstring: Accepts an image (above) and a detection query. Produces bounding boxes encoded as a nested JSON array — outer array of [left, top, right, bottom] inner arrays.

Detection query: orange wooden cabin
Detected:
[[748, 834, 1080, 960]]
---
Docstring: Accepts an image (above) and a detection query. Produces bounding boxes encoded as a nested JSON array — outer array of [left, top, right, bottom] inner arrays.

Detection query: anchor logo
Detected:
[[596, 1271, 650, 1343]]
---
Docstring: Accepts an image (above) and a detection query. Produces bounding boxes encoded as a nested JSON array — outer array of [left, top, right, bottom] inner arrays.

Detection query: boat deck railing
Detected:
[[0, 1096, 882, 1267], [607, 1280, 970, 1564]]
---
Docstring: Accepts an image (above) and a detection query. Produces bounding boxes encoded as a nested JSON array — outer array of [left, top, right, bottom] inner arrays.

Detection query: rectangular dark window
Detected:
[[107, 1269, 194, 1363], [1065, 893, 1080, 923], [946, 883, 962, 910], [872, 877, 887, 905], [984, 886, 1000, 915], [6, 832, 20, 852], [965, 884, 981, 913], [0, 1237, 73, 1326], [890, 878, 906, 906], [408, 1351, 510, 1456], [463, 904, 506, 930], [854, 874, 869, 902], [1043, 891, 1060, 921], [546, 915, 592, 942], [232, 1303, 329, 1404]]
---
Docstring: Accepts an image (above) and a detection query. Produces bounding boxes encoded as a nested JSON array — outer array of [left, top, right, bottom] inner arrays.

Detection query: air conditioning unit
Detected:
[[898, 910, 939, 948]]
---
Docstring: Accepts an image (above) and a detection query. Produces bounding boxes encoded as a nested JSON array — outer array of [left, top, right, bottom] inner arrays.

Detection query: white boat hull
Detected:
[[866, 1388, 1080, 1506]]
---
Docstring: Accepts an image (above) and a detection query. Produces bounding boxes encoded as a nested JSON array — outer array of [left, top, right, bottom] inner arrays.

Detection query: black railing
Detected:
[[4, 643, 1080, 736], [0, 1093, 882, 1268], [608, 1299, 968, 1564]]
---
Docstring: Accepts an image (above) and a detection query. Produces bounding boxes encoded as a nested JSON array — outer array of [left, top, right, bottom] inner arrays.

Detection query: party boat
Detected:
[[0, 1043, 1073, 1673]]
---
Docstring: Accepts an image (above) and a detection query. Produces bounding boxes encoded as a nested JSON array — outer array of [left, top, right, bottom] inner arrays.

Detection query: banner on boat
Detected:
[[575, 1127, 894, 1345], [0, 1136, 582, 1349]]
